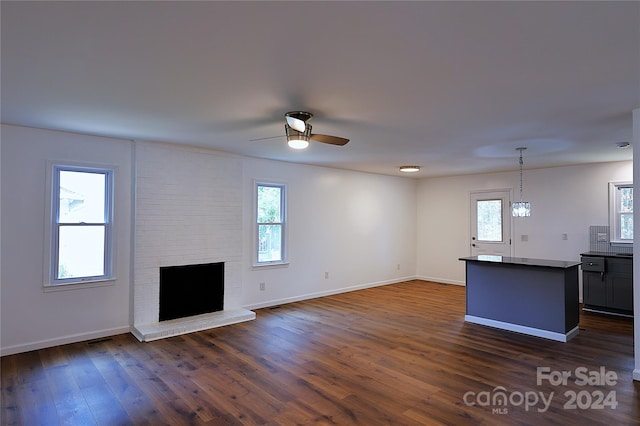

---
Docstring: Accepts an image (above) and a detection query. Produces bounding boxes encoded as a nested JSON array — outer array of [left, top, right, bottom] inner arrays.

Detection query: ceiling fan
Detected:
[[253, 111, 349, 149]]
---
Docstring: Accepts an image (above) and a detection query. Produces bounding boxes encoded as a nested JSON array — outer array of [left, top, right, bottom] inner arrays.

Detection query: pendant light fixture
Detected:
[[512, 147, 531, 217]]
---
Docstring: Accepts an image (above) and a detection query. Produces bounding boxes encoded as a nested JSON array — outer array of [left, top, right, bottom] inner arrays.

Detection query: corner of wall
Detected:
[[633, 108, 640, 381]]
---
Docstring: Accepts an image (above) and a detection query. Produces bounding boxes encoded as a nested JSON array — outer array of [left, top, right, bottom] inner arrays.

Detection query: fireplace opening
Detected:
[[159, 262, 224, 322]]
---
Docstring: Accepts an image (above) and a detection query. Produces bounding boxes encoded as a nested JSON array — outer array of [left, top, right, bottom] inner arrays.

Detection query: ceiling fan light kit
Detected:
[[287, 138, 310, 149], [399, 166, 420, 173], [285, 120, 311, 149]]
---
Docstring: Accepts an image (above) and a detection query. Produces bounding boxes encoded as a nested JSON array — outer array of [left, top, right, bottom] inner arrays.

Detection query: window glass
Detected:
[[618, 187, 633, 240], [257, 186, 282, 223], [58, 226, 106, 279], [258, 224, 282, 263], [59, 171, 106, 223]]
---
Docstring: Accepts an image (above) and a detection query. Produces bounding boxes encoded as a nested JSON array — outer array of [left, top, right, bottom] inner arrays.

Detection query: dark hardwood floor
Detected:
[[2, 280, 638, 425]]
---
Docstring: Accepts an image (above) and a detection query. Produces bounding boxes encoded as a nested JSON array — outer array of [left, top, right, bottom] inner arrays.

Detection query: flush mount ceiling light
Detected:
[[399, 166, 420, 173], [616, 141, 631, 149], [512, 147, 531, 217]]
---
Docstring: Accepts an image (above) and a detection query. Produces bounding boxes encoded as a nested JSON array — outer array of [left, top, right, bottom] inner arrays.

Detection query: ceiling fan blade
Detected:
[[249, 135, 285, 141], [310, 134, 349, 146], [286, 116, 306, 132]]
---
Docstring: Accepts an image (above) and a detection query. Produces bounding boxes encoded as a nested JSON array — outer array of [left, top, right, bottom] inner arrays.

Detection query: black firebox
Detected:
[[159, 262, 224, 321]]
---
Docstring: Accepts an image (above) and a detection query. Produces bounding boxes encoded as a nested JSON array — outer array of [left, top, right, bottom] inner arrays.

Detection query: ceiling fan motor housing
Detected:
[[285, 111, 314, 122]]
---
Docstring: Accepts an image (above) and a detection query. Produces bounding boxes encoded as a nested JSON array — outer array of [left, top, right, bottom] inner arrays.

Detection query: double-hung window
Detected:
[[255, 182, 286, 265], [609, 181, 633, 244], [49, 165, 114, 285]]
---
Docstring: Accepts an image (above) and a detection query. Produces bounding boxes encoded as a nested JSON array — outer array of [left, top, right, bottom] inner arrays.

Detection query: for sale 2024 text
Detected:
[[537, 366, 618, 410]]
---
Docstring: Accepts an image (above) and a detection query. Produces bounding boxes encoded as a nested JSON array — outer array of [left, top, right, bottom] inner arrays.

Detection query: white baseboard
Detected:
[[634, 369, 640, 382], [464, 315, 579, 342], [415, 275, 466, 286], [0, 326, 131, 356], [243, 276, 417, 310]]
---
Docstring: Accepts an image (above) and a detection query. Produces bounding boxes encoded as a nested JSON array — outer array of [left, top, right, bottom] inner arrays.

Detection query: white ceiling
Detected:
[[2, 1, 638, 178]]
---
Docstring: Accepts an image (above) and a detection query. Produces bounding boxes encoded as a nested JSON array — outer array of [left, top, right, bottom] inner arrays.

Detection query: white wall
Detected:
[[0, 125, 133, 355], [0, 122, 633, 357], [242, 158, 418, 309], [416, 161, 633, 285], [0, 125, 418, 354]]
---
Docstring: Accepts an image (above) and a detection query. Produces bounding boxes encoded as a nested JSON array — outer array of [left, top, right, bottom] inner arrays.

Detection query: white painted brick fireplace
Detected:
[[131, 141, 254, 341]]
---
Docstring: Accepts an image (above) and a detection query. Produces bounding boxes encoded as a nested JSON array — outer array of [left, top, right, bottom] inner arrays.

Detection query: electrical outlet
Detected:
[[259, 282, 265, 291], [397, 264, 400, 270], [521, 234, 528, 242], [325, 272, 329, 279], [562, 233, 568, 240]]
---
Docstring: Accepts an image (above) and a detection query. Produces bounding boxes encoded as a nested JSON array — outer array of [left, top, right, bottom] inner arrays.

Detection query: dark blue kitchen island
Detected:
[[459, 255, 581, 342]]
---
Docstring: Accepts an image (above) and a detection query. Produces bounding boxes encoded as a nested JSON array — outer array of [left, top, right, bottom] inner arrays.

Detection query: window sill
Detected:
[[610, 242, 633, 247], [43, 277, 116, 292], [252, 262, 290, 270]]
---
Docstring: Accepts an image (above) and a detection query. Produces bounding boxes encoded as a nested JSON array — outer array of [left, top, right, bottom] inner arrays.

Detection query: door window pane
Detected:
[[477, 199, 503, 242]]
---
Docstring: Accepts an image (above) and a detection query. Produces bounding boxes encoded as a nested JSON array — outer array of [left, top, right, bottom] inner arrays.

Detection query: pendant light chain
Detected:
[[519, 149, 524, 202]]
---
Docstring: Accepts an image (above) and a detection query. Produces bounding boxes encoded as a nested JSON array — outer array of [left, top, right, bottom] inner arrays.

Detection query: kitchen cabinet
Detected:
[[581, 253, 633, 316]]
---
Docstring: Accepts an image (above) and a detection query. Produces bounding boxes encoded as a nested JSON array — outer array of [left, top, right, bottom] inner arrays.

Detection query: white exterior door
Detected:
[[470, 190, 512, 257]]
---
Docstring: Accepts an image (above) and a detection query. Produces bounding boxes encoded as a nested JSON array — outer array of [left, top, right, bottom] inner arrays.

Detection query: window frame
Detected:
[[45, 163, 115, 288], [609, 181, 633, 244], [254, 181, 288, 267]]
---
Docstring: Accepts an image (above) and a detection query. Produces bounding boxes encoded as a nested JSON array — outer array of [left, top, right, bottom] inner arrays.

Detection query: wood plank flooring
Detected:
[[2, 280, 638, 425]]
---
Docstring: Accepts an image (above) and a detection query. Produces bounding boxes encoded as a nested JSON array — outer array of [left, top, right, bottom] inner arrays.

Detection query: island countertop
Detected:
[[580, 251, 633, 259], [459, 255, 580, 269]]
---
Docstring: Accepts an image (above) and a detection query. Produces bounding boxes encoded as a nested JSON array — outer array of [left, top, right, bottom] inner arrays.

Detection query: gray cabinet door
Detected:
[[606, 258, 633, 312], [608, 273, 633, 311], [583, 271, 607, 307]]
